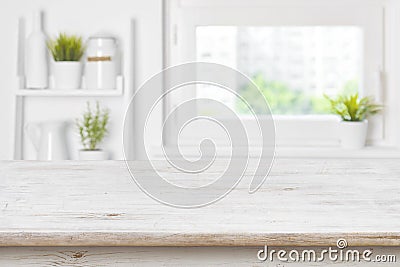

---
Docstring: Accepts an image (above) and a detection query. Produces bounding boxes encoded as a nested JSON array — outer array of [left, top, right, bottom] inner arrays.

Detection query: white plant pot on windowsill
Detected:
[[53, 61, 82, 89], [79, 149, 108, 160], [340, 120, 368, 149]]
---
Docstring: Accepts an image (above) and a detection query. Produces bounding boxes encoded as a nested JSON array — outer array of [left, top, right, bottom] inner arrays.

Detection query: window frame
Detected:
[[163, 0, 389, 150]]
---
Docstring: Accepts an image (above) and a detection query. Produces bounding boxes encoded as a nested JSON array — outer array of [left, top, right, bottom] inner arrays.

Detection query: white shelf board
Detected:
[[16, 88, 123, 97]]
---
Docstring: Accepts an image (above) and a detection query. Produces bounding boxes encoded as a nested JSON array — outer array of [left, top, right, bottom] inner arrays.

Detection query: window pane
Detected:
[[196, 26, 363, 115]]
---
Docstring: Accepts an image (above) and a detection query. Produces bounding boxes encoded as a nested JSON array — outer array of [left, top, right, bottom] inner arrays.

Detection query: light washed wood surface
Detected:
[[0, 246, 399, 266], [0, 159, 400, 247]]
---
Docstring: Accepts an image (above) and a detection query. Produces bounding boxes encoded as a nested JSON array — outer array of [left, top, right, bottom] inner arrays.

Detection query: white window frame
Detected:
[[162, 0, 397, 153]]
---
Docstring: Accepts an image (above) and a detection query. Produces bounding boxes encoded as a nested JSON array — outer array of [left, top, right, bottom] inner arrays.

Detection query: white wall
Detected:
[[0, 0, 163, 159]]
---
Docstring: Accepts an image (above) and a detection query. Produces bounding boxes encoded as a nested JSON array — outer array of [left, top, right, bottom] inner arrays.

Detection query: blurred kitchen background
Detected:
[[1, 0, 400, 160]]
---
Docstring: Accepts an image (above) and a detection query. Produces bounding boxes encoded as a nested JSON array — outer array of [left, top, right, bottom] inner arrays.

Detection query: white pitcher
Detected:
[[25, 121, 69, 160]]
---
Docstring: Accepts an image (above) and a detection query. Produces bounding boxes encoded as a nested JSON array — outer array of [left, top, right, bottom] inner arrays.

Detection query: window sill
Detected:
[[275, 146, 400, 159], [151, 145, 400, 159]]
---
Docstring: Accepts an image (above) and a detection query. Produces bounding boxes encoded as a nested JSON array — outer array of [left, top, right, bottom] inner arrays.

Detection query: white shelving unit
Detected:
[[14, 83, 125, 159], [13, 15, 135, 160]]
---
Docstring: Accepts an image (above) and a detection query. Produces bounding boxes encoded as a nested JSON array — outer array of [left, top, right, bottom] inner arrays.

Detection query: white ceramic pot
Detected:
[[340, 120, 368, 149], [79, 150, 108, 160], [53, 61, 82, 89]]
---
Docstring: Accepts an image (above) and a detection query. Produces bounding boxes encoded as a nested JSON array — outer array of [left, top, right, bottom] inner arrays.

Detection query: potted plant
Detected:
[[76, 102, 109, 160], [47, 33, 85, 89], [325, 93, 382, 149]]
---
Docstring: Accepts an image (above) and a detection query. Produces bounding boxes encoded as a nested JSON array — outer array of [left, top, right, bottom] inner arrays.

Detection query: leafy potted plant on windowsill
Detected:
[[325, 93, 382, 149], [47, 33, 85, 89], [76, 102, 109, 160]]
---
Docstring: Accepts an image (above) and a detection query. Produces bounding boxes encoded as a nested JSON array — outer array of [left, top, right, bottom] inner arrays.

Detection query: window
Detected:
[[164, 0, 384, 148], [196, 26, 363, 116]]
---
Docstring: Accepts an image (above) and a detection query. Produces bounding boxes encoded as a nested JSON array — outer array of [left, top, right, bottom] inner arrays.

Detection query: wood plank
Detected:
[[0, 246, 399, 266], [0, 159, 399, 246], [1, 232, 400, 247]]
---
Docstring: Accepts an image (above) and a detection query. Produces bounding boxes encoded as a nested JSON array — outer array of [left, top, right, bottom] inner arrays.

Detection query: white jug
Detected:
[[26, 121, 69, 160]]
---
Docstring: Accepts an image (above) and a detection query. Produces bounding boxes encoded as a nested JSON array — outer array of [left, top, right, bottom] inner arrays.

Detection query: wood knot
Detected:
[[106, 213, 122, 217], [283, 187, 296, 191], [72, 251, 86, 259]]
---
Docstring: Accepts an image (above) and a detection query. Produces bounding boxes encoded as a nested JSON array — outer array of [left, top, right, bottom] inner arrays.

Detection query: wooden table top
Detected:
[[1, 159, 399, 247]]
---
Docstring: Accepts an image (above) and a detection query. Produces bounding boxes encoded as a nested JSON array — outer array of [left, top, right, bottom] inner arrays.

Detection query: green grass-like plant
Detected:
[[325, 93, 382, 122], [48, 33, 85, 61], [76, 102, 109, 150]]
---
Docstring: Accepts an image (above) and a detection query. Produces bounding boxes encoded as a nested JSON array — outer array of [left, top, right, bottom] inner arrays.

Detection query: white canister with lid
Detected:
[[85, 36, 118, 89]]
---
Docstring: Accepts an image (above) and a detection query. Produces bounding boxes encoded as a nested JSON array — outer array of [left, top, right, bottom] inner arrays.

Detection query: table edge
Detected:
[[0, 231, 399, 247]]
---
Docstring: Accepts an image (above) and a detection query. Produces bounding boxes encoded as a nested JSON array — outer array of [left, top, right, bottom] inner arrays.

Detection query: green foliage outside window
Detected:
[[235, 74, 359, 115]]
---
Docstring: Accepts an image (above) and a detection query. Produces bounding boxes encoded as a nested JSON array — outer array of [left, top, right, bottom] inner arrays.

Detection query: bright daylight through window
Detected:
[[196, 26, 363, 116]]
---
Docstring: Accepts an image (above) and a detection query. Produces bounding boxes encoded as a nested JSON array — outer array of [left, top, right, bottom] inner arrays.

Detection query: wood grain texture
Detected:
[[1, 159, 400, 247], [0, 246, 399, 266]]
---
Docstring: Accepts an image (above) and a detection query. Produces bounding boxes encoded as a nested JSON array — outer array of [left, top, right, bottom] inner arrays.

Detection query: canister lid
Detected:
[[88, 35, 116, 41], [87, 36, 117, 47]]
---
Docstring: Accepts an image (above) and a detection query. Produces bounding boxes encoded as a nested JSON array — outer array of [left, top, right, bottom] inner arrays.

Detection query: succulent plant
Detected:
[[325, 93, 382, 121]]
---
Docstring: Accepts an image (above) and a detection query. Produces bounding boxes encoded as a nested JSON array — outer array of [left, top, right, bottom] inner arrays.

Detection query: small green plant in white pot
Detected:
[[325, 93, 382, 149], [48, 33, 85, 89], [76, 102, 109, 160]]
